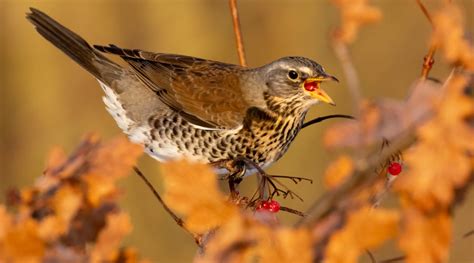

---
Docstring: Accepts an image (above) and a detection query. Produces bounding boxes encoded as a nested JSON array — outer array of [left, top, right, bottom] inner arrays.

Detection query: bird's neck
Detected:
[[263, 92, 311, 119]]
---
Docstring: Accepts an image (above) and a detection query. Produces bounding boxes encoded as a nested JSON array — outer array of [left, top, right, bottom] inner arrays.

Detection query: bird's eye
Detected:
[[288, 70, 299, 80]]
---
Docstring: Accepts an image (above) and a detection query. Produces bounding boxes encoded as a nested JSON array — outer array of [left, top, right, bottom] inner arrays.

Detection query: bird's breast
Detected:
[[227, 112, 306, 166]]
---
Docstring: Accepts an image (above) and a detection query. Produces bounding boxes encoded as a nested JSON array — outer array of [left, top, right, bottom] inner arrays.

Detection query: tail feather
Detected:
[[94, 44, 144, 59], [26, 8, 122, 84]]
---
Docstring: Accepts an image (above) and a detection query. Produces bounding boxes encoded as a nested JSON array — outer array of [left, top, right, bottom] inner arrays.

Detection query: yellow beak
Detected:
[[304, 75, 337, 106]]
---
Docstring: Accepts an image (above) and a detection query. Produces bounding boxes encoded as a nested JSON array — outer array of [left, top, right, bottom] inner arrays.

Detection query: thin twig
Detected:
[[302, 114, 354, 129], [416, 0, 437, 79], [415, 0, 433, 25], [378, 255, 406, 263], [463, 229, 474, 239], [133, 166, 202, 245], [229, 0, 247, 67], [332, 39, 362, 116], [365, 249, 377, 263], [279, 206, 306, 217]]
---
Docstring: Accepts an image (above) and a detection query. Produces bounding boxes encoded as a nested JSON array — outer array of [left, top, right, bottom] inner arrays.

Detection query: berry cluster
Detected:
[[257, 200, 281, 213]]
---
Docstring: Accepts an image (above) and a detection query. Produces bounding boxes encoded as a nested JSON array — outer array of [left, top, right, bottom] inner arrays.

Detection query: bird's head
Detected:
[[262, 57, 337, 106]]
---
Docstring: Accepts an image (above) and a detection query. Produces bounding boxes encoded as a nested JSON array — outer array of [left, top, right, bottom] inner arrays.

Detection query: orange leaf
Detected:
[[89, 136, 143, 180], [395, 76, 473, 210], [325, 207, 399, 263], [324, 155, 354, 189], [197, 215, 313, 263], [37, 184, 83, 241], [1, 218, 45, 262], [90, 212, 133, 263], [161, 160, 237, 234], [0, 205, 12, 241], [332, 0, 382, 43], [85, 136, 143, 206], [259, 227, 313, 263], [431, 4, 474, 70], [398, 208, 451, 263]]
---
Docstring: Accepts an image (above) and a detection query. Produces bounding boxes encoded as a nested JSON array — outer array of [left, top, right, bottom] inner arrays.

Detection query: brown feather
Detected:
[[94, 45, 251, 129]]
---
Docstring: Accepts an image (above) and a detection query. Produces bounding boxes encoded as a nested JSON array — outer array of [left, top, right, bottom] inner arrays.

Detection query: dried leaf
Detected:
[[324, 79, 442, 149], [396, 141, 471, 210], [324, 155, 354, 189], [89, 136, 143, 180], [395, 76, 474, 210], [90, 212, 133, 263], [395, 75, 472, 262], [161, 160, 237, 233], [431, 4, 474, 70], [197, 215, 312, 263], [1, 218, 45, 262], [398, 208, 451, 263], [1, 135, 146, 262], [325, 207, 399, 263], [196, 216, 256, 263], [259, 227, 313, 263], [0, 205, 12, 240], [53, 185, 83, 228], [332, 0, 382, 43], [85, 137, 142, 206]]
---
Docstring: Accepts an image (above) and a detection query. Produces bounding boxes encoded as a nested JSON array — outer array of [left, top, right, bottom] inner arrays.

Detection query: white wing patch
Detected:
[[98, 80, 148, 144]]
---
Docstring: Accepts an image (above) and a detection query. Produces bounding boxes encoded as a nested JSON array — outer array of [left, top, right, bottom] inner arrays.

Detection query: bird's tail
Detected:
[[26, 8, 122, 84]]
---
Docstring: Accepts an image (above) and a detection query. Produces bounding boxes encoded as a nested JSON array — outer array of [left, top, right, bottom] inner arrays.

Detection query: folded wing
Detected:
[[94, 45, 251, 130]]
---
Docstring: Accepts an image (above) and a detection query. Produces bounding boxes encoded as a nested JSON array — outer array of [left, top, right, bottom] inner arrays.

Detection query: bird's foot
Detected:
[[211, 159, 246, 200]]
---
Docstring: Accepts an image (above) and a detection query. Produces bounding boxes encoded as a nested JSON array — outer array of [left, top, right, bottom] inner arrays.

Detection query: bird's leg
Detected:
[[211, 159, 245, 199], [233, 157, 307, 202], [227, 164, 246, 200]]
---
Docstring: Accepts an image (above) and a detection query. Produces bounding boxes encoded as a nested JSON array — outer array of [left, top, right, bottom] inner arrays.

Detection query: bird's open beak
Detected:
[[304, 74, 337, 106]]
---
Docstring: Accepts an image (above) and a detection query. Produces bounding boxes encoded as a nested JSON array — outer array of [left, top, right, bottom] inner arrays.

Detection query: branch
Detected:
[[415, 0, 433, 25], [416, 0, 437, 79], [331, 38, 362, 115], [229, 0, 247, 67], [133, 166, 203, 246]]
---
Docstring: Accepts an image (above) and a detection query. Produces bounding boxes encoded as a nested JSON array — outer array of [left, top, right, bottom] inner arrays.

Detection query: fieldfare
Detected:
[[27, 8, 338, 176]]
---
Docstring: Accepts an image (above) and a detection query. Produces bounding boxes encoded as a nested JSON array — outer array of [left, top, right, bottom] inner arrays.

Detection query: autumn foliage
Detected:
[[0, 136, 147, 262], [2, 1, 474, 262]]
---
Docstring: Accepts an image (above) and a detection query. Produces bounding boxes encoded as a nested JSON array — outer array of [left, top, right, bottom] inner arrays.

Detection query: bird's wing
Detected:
[[94, 45, 251, 130]]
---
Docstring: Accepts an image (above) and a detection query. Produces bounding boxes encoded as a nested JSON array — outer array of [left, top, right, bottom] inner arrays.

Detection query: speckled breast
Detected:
[[143, 110, 306, 169]]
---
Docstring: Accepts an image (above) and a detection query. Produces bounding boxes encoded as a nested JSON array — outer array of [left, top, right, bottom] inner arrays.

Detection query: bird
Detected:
[[26, 8, 338, 176]]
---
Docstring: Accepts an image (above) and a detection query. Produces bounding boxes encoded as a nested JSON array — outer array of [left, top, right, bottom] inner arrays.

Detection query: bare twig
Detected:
[[421, 45, 437, 79], [229, 0, 247, 67], [302, 114, 355, 129], [416, 0, 437, 79], [415, 0, 433, 25], [332, 39, 362, 115], [371, 173, 395, 209], [365, 249, 377, 263], [280, 206, 306, 217], [379, 255, 406, 263], [133, 166, 202, 246], [463, 229, 474, 239]]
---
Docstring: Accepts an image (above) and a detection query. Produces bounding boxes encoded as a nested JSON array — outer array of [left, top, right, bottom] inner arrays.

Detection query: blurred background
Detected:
[[1, 0, 473, 262]]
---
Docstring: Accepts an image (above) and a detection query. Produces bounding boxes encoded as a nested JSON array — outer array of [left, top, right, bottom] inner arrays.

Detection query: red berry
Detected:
[[388, 162, 402, 176], [268, 200, 280, 212], [257, 200, 280, 213], [261, 201, 271, 209], [304, 81, 318, 91]]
